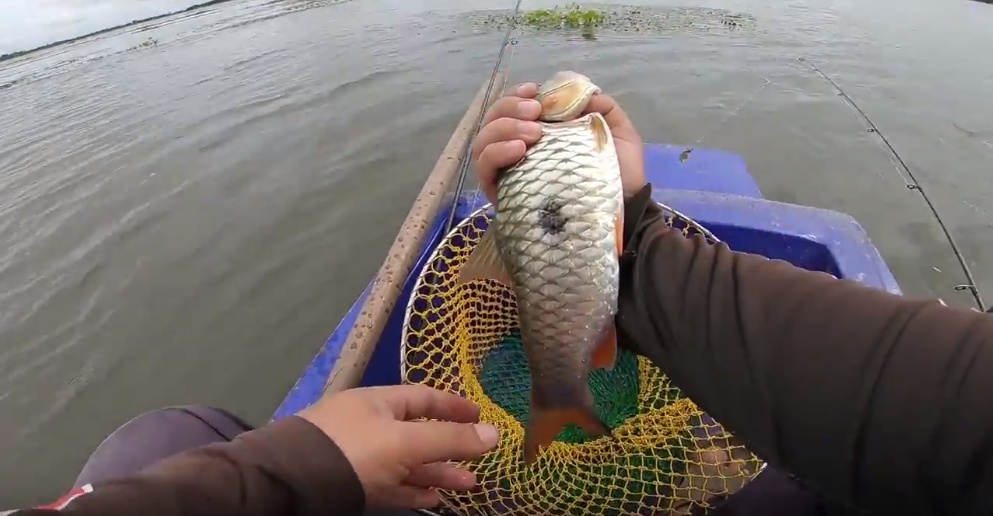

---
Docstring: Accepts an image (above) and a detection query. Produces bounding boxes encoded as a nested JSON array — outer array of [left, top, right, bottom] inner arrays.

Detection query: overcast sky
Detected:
[[0, 0, 197, 54]]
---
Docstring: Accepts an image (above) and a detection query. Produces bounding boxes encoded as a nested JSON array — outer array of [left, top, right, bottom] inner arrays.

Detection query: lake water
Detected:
[[1, 0, 992, 505]]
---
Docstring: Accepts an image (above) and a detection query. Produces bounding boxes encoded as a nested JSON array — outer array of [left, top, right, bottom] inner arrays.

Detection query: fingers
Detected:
[[474, 84, 542, 163], [475, 139, 526, 202], [383, 485, 442, 510], [479, 85, 540, 128], [403, 420, 499, 465], [514, 82, 539, 99], [480, 82, 539, 125], [472, 118, 541, 163], [473, 85, 543, 204], [472, 84, 645, 206], [406, 462, 477, 491], [477, 139, 526, 169], [385, 384, 482, 423]]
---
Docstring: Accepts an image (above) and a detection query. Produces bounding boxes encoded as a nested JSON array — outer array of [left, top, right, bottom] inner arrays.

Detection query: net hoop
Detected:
[[400, 201, 766, 515]]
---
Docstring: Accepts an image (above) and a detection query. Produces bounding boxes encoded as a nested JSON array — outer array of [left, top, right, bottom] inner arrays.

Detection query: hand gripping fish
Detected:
[[458, 71, 624, 464]]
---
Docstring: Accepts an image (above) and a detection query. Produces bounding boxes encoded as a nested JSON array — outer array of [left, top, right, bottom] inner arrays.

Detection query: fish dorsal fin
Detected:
[[588, 114, 610, 152], [457, 228, 513, 286]]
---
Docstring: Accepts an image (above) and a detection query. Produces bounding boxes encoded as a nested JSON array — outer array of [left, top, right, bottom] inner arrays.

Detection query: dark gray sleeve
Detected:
[[616, 193, 993, 515], [14, 416, 365, 516]]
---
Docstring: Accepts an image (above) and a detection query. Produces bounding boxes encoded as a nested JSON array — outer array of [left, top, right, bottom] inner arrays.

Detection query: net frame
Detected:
[[400, 200, 766, 516]]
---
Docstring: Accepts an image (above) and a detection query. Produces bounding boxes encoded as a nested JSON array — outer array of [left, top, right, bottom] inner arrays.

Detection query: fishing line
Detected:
[[682, 74, 773, 160], [463, 38, 519, 220], [444, 0, 524, 232], [800, 57, 986, 311]]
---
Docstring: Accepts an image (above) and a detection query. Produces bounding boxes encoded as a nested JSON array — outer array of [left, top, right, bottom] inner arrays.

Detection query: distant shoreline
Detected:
[[0, 0, 235, 63]]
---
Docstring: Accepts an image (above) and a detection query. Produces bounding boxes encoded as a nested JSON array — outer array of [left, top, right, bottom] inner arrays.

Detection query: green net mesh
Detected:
[[401, 203, 764, 515]]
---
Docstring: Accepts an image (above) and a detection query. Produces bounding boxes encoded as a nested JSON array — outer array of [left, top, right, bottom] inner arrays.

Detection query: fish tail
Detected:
[[523, 401, 610, 464]]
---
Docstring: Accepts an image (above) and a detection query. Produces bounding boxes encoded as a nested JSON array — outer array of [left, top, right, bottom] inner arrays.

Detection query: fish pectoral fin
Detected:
[[592, 323, 619, 371], [615, 205, 624, 255], [524, 405, 610, 464], [457, 229, 513, 286], [588, 114, 611, 152]]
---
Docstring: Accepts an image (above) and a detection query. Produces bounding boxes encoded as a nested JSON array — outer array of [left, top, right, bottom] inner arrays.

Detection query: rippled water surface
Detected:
[[1, 0, 993, 504]]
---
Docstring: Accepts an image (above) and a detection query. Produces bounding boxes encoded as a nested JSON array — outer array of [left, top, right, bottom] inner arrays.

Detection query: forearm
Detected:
[[617, 191, 993, 514], [10, 416, 365, 516]]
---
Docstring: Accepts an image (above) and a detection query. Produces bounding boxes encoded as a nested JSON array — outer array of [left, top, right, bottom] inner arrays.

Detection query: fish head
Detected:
[[535, 71, 601, 122]]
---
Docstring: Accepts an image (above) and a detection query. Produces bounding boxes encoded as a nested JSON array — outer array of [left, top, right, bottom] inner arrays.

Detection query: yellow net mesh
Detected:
[[401, 202, 764, 515]]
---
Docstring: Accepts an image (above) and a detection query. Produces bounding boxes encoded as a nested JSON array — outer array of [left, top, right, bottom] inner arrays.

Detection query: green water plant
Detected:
[[469, 4, 756, 37], [520, 3, 606, 29]]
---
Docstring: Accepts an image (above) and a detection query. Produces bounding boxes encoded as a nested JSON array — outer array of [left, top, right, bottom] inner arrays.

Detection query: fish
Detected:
[[458, 70, 624, 464]]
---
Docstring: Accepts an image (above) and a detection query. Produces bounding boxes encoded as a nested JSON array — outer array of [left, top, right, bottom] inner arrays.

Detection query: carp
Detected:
[[459, 70, 624, 464]]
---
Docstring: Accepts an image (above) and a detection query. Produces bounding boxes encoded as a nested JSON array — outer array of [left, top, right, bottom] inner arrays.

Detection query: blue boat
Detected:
[[272, 142, 901, 422]]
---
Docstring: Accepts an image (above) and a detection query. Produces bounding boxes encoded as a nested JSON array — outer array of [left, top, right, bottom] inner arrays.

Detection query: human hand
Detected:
[[472, 81, 647, 204], [299, 385, 499, 510]]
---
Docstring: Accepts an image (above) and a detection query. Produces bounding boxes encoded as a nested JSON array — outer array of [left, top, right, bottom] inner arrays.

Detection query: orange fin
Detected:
[[524, 406, 610, 464], [588, 114, 610, 152], [614, 207, 624, 256], [457, 229, 513, 286], [592, 324, 618, 371]]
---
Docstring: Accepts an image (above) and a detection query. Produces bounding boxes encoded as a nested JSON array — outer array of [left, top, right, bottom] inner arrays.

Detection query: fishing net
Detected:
[[401, 202, 764, 515]]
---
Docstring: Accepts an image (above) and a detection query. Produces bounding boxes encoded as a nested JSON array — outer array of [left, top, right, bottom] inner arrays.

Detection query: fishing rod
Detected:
[[418, 7, 523, 513], [799, 57, 986, 312], [444, 0, 524, 232]]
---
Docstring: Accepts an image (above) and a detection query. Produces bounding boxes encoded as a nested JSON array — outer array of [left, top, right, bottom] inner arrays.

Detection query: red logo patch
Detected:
[[35, 485, 94, 511]]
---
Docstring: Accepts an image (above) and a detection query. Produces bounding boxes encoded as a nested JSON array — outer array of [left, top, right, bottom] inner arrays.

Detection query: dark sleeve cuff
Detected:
[[621, 183, 661, 254], [237, 415, 366, 515], [617, 183, 665, 356]]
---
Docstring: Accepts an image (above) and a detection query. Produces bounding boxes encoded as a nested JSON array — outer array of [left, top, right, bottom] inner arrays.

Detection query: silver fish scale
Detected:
[[492, 113, 623, 403]]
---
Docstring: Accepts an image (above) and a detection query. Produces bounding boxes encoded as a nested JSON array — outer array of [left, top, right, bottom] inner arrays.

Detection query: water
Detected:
[[0, 0, 992, 505]]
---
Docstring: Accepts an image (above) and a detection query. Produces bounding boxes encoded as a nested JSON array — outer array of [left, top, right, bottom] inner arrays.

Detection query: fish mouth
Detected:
[[535, 71, 602, 122]]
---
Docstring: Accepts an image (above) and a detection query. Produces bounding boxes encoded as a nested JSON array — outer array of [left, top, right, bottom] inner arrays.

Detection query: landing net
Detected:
[[401, 202, 763, 515]]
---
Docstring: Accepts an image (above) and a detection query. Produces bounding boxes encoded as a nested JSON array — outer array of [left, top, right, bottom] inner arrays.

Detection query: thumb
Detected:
[[401, 421, 499, 464]]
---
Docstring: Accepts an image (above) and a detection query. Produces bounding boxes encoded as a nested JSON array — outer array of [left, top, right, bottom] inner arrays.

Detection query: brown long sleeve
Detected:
[[12, 416, 365, 516], [616, 191, 993, 515]]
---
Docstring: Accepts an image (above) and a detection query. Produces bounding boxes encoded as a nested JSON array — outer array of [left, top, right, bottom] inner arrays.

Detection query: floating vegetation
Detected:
[[521, 4, 607, 29], [469, 4, 756, 37], [126, 37, 159, 52]]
